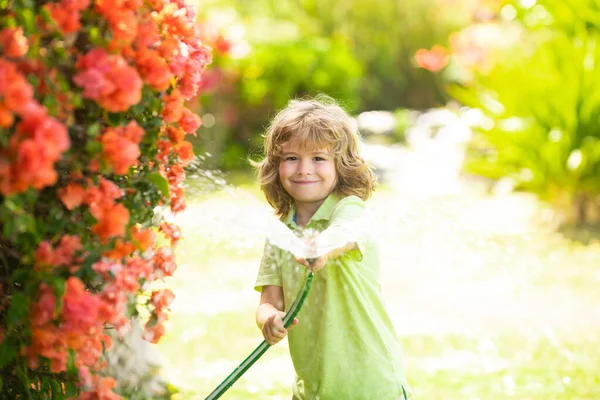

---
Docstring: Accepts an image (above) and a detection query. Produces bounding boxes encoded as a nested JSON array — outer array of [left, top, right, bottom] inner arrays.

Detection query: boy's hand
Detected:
[[296, 256, 328, 272], [261, 311, 298, 345], [296, 235, 328, 272], [296, 241, 358, 273]]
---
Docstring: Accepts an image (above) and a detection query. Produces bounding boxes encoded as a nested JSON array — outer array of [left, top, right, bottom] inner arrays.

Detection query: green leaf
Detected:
[[15, 213, 36, 234], [11, 268, 29, 285], [85, 140, 102, 157], [6, 293, 29, 328], [67, 349, 77, 379], [65, 380, 77, 397], [53, 278, 66, 315], [50, 380, 63, 399], [148, 172, 170, 198], [106, 112, 123, 127], [17, 8, 36, 33], [41, 377, 50, 392], [87, 123, 100, 137], [0, 337, 17, 368], [89, 26, 99, 41]]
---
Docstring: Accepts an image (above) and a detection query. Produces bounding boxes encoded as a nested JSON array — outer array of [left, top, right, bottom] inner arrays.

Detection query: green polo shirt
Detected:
[[255, 194, 410, 400]]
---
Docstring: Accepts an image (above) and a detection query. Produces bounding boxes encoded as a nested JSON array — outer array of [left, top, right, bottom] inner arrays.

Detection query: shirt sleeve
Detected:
[[254, 239, 283, 292], [322, 195, 369, 261]]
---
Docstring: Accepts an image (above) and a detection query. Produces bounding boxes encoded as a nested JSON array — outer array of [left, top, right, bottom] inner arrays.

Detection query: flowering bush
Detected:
[[0, 0, 211, 397]]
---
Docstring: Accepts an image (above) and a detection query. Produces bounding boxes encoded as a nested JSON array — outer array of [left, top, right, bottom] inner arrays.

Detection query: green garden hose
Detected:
[[205, 270, 315, 400]]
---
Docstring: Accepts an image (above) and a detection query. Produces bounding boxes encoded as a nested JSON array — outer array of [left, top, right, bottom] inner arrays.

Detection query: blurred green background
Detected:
[[149, 0, 600, 399], [186, 0, 600, 226], [189, 0, 470, 168]]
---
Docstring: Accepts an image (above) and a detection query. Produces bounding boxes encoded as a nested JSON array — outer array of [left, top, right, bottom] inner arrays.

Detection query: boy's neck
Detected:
[[294, 199, 326, 227]]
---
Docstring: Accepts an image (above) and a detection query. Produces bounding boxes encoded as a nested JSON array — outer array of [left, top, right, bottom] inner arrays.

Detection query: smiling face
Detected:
[[278, 141, 337, 211]]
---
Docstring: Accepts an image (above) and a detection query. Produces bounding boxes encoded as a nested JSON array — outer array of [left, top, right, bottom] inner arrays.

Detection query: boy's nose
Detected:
[[296, 159, 313, 175]]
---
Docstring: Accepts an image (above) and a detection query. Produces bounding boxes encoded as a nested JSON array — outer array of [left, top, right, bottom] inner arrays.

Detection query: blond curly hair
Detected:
[[252, 95, 376, 217]]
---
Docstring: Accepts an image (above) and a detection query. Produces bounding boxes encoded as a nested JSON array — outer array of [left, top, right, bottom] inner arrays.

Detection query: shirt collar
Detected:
[[284, 193, 341, 228]]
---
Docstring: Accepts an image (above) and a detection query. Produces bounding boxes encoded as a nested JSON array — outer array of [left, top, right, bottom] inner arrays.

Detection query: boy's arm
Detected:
[[256, 285, 298, 345]]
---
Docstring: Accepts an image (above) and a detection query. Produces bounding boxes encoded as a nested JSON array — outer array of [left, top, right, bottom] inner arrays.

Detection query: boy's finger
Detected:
[[309, 258, 325, 272], [275, 313, 285, 325], [273, 326, 286, 339], [296, 257, 310, 267]]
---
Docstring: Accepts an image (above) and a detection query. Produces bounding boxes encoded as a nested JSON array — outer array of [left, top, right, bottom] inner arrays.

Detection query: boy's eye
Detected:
[[314, 157, 325, 161], [284, 156, 298, 161]]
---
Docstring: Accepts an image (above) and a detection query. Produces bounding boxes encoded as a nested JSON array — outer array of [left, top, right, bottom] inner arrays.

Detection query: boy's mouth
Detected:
[[291, 180, 319, 185]]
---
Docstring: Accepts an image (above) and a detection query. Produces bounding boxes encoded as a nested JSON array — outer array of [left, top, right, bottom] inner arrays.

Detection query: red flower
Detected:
[[91, 202, 130, 242], [54, 235, 83, 266], [159, 221, 181, 247], [161, 89, 184, 123], [125, 256, 153, 282], [176, 40, 212, 99], [34, 241, 54, 270], [161, 9, 195, 39], [136, 48, 173, 91], [0, 58, 18, 94], [62, 277, 104, 335], [156, 139, 173, 164], [79, 377, 121, 400], [30, 284, 56, 326], [13, 139, 58, 191], [169, 185, 185, 212], [166, 125, 185, 143], [34, 235, 82, 270], [4, 76, 34, 114], [45, 0, 90, 34], [142, 320, 165, 344], [175, 141, 194, 165], [85, 179, 129, 243], [136, 20, 161, 49], [158, 36, 179, 61], [32, 117, 70, 159], [1, 108, 70, 195], [150, 288, 175, 310], [100, 122, 145, 175], [167, 164, 185, 187], [214, 34, 233, 55], [152, 246, 177, 277], [98, 176, 124, 202], [131, 225, 155, 251], [0, 103, 14, 128], [103, 239, 135, 260], [0, 27, 29, 58], [58, 183, 86, 210], [108, 10, 139, 50], [15, 101, 48, 134], [414, 45, 449, 72], [177, 108, 201, 134]]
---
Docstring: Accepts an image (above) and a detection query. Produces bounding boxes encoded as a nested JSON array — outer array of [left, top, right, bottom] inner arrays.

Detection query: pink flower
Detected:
[[74, 49, 142, 112], [414, 45, 449, 72]]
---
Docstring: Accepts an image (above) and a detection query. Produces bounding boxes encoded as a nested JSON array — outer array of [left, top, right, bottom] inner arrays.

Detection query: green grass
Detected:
[[404, 333, 600, 399], [155, 182, 600, 400]]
